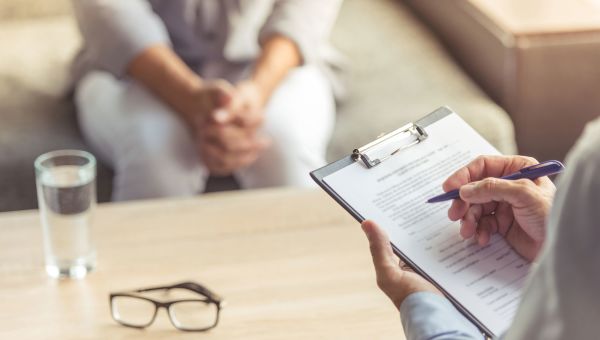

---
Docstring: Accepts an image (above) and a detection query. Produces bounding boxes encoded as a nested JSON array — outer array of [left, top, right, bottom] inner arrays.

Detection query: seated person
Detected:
[[361, 117, 600, 339], [71, 0, 342, 201]]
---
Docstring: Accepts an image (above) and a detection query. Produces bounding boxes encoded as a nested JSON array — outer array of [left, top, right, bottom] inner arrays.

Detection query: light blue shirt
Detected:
[[400, 292, 484, 340]]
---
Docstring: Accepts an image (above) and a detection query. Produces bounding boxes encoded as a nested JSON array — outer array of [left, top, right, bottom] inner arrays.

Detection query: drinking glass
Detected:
[[34, 150, 97, 279]]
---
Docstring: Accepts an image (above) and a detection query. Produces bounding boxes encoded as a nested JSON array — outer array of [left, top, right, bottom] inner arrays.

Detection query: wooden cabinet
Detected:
[[406, 0, 600, 161]]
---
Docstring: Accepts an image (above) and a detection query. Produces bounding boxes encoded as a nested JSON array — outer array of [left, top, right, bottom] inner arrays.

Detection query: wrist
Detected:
[[388, 272, 444, 311], [239, 80, 269, 109], [392, 287, 435, 311], [176, 75, 205, 123]]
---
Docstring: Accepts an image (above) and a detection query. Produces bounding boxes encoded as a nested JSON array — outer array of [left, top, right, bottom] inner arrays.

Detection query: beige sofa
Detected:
[[0, 0, 516, 212]]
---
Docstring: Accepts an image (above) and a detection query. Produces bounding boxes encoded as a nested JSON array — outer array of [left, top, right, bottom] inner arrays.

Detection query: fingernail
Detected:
[[213, 109, 229, 123]]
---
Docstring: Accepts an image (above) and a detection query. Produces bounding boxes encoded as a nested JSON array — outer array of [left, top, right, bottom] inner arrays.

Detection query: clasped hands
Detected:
[[362, 155, 557, 310], [181, 79, 271, 176]]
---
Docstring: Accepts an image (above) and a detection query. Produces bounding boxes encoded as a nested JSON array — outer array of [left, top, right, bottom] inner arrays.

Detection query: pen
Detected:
[[426, 160, 565, 203]]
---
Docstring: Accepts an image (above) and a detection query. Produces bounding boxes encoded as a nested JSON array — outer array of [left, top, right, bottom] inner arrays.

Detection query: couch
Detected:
[[0, 0, 516, 212]]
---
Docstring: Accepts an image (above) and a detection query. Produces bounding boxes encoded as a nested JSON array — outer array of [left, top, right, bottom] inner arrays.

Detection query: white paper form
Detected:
[[324, 113, 530, 336]]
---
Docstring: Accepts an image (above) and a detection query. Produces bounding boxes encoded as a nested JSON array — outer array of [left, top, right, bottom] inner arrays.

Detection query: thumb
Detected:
[[207, 81, 236, 124], [236, 107, 265, 129], [211, 80, 235, 106], [460, 178, 535, 207], [362, 220, 396, 273]]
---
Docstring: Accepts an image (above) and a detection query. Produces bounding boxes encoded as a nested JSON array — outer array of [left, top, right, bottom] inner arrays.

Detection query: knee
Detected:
[[245, 132, 326, 188], [117, 118, 201, 180], [75, 71, 119, 111], [261, 67, 336, 155], [261, 115, 332, 169], [108, 87, 196, 164], [110, 101, 203, 199]]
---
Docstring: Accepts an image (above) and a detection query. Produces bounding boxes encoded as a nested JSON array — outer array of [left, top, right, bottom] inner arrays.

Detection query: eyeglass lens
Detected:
[[111, 296, 156, 327], [111, 295, 218, 331], [168, 300, 218, 330]]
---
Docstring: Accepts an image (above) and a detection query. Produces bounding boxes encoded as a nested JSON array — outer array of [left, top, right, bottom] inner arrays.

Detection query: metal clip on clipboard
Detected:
[[352, 123, 428, 168]]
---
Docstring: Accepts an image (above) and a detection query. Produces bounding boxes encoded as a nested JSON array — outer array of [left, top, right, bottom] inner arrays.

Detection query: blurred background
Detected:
[[1, 0, 599, 212]]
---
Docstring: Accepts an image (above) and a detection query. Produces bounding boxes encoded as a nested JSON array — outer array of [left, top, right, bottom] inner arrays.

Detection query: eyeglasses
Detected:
[[109, 281, 224, 332]]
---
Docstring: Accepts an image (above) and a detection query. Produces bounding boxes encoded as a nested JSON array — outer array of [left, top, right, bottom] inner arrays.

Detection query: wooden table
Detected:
[[0, 188, 405, 339]]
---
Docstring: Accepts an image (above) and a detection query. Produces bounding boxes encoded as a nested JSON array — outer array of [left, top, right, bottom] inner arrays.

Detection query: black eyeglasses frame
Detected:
[[109, 281, 224, 332]]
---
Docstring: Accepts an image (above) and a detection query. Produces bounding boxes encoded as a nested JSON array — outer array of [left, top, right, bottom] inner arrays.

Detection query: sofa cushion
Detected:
[[0, 0, 72, 20], [0, 17, 113, 211]]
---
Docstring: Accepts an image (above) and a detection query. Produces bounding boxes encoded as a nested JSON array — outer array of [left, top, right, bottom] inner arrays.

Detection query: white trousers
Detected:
[[75, 66, 335, 201]]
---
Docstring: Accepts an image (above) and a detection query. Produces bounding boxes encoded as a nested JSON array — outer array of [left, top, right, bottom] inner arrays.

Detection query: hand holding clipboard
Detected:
[[311, 107, 534, 338]]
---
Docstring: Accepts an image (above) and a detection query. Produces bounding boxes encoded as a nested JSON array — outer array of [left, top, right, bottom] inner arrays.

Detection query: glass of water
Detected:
[[35, 150, 97, 279]]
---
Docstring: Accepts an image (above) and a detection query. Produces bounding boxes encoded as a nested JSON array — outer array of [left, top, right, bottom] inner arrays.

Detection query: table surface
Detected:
[[0, 188, 405, 339], [467, 0, 600, 34]]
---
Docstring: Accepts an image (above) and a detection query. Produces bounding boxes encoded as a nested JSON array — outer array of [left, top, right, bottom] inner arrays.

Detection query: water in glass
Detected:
[[37, 162, 96, 278]]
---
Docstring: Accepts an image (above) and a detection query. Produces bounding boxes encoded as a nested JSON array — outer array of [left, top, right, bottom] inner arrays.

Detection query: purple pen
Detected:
[[426, 160, 565, 203]]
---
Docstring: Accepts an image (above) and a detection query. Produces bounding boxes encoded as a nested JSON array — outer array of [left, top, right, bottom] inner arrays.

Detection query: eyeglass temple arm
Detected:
[[134, 281, 222, 304], [171, 282, 222, 304]]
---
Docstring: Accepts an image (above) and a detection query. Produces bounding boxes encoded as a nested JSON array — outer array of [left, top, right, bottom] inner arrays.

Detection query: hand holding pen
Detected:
[[432, 156, 561, 261], [428, 159, 564, 203]]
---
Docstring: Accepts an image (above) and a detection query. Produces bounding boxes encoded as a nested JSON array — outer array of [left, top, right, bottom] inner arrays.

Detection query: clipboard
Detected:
[[311, 106, 452, 220], [311, 106, 510, 338]]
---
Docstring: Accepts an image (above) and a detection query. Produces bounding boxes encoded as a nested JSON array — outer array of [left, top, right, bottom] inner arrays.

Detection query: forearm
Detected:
[[250, 35, 301, 106], [127, 45, 203, 123]]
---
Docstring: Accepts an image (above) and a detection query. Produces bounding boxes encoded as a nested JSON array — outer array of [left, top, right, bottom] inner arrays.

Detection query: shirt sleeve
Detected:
[[501, 118, 600, 340], [71, 0, 170, 77], [259, 0, 343, 65], [400, 292, 485, 340]]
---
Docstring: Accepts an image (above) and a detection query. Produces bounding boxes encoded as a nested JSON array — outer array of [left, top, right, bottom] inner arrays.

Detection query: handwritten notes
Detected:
[[324, 113, 529, 336]]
